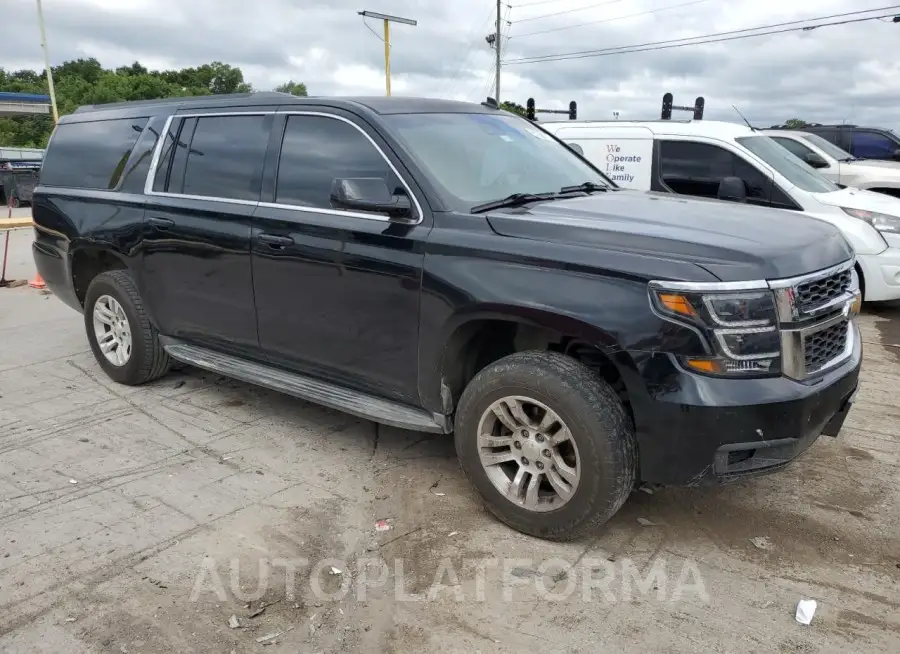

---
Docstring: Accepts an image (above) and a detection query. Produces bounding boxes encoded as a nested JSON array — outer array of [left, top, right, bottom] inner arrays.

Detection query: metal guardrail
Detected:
[[0, 102, 51, 116]]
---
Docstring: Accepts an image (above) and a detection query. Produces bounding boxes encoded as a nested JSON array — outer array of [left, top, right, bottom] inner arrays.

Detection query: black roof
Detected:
[[69, 92, 495, 118]]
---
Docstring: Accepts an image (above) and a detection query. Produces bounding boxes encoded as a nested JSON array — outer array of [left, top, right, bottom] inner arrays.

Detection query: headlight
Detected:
[[650, 287, 780, 376], [841, 207, 900, 233]]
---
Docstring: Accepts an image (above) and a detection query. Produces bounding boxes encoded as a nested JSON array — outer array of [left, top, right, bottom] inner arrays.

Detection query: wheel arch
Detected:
[[429, 305, 636, 421], [70, 245, 130, 306]]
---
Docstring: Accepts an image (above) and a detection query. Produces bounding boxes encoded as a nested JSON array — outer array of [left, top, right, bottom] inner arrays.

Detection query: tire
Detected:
[[454, 350, 636, 541], [83, 270, 171, 385]]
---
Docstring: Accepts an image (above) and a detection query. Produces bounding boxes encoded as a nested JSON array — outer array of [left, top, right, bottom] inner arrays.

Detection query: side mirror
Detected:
[[804, 152, 829, 169], [717, 176, 747, 203], [330, 177, 413, 220], [567, 142, 584, 155], [892, 149, 900, 161]]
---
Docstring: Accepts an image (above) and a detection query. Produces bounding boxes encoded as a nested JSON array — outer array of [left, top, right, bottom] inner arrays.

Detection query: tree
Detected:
[[275, 80, 308, 97], [0, 59, 302, 148], [499, 101, 526, 117], [784, 118, 808, 128]]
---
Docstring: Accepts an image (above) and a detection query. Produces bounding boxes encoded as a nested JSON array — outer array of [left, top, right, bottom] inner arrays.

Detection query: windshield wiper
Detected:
[[559, 181, 610, 195], [470, 192, 557, 214]]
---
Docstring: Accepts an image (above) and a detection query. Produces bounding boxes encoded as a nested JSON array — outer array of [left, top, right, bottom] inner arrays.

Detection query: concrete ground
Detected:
[[1, 226, 899, 653]]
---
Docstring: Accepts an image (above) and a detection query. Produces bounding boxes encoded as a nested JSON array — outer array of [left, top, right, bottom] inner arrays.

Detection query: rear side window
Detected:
[[153, 114, 269, 201], [40, 117, 148, 189]]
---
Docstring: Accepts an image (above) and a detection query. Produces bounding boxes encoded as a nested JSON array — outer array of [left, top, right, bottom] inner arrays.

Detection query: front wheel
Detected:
[[454, 350, 636, 541]]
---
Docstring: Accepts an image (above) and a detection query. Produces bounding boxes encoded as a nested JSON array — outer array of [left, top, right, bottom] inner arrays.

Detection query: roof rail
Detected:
[[72, 91, 294, 114]]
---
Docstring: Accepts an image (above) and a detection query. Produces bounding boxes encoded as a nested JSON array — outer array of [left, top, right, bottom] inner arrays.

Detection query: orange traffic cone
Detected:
[[29, 272, 46, 289]]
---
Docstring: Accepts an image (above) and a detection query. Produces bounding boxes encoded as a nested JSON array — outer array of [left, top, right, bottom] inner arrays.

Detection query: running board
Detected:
[[161, 340, 449, 434]]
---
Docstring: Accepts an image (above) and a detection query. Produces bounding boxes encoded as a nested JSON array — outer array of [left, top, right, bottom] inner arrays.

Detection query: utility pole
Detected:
[[35, 0, 59, 123], [495, 0, 502, 103], [358, 10, 418, 96]]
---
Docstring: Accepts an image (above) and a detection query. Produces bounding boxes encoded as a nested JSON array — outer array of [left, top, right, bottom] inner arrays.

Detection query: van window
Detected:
[[736, 136, 838, 194], [274, 115, 404, 210], [40, 118, 148, 189], [155, 114, 269, 201], [658, 141, 777, 204]]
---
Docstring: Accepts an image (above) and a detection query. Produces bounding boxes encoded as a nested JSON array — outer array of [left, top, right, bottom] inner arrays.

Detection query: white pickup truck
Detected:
[[762, 129, 900, 199]]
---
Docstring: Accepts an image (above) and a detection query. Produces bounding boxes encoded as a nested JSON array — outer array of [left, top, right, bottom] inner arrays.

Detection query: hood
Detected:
[[844, 159, 900, 178], [812, 186, 900, 216], [485, 191, 853, 282], [848, 158, 900, 171]]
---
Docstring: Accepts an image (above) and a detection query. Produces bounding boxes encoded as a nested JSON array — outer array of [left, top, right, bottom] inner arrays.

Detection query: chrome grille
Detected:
[[770, 260, 858, 381], [804, 320, 850, 374], [795, 269, 852, 312]]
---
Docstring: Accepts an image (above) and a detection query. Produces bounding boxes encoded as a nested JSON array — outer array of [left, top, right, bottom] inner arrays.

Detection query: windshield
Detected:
[[383, 112, 615, 211], [795, 132, 855, 161], [735, 136, 840, 194]]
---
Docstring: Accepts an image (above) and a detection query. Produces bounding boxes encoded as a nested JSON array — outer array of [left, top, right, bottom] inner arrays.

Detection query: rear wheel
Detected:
[[83, 270, 171, 385], [454, 350, 636, 541]]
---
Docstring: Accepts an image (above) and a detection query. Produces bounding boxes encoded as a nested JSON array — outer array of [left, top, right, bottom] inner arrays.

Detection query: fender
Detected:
[[416, 258, 706, 414]]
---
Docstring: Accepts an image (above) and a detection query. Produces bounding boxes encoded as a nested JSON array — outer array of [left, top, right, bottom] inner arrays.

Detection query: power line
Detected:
[[446, 9, 498, 98], [513, 0, 711, 39], [511, 0, 631, 24], [512, 0, 568, 7], [505, 5, 900, 64]]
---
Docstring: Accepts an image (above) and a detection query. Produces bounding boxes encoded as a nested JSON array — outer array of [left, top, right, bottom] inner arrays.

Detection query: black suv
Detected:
[[770, 123, 900, 161], [33, 93, 863, 540]]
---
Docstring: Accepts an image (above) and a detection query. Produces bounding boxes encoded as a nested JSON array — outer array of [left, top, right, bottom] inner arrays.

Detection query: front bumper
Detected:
[[857, 248, 900, 302], [625, 322, 862, 486]]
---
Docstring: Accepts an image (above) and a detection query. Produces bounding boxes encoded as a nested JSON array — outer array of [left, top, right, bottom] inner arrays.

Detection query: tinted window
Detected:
[[383, 112, 614, 212], [160, 115, 269, 201], [152, 119, 179, 192], [850, 131, 899, 159], [658, 140, 773, 202], [40, 117, 148, 189], [166, 118, 198, 195], [771, 137, 816, 161], [808, 127, 840, 145], [275, 115, 404, 210], [736, 136, 838, 194]]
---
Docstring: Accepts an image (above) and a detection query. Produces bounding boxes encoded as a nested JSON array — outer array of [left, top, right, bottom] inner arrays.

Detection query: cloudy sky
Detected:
[[3, 0, 900, 130]]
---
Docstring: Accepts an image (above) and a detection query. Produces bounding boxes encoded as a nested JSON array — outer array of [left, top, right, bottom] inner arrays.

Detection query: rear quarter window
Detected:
[[40, 117, 148, 190]]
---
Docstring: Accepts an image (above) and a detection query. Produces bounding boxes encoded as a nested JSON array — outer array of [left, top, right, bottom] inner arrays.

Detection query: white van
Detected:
[[541, 119, 900, 302], [761, 129, 900, 198]]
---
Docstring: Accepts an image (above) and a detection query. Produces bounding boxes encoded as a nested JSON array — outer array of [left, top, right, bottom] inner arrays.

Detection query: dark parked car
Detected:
[[33, 93, 863, 540], [769, 123, 900, 162]]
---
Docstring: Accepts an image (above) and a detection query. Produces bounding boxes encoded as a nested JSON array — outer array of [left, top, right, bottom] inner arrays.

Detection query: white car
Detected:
[[763, 129, 900, 198], [540, 119, 900, 302]]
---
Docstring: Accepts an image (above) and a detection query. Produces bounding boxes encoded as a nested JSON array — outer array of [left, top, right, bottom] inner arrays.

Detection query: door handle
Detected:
[[148, 216, 174, 228], [257, 233, 294, 248]]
